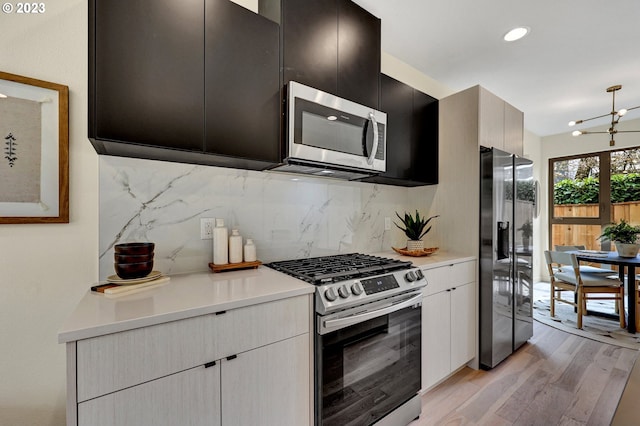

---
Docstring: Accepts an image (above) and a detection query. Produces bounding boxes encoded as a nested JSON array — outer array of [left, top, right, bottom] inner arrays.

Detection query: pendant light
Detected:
[[569, 85, 640, 146]]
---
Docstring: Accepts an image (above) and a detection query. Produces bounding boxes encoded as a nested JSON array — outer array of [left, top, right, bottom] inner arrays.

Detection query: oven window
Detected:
[[317, 305, 421, 425]]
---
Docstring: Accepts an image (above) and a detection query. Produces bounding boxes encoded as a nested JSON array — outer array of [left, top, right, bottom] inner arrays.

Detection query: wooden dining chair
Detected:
[[554, 245, 615, 274], [544, 250, 626, 329]]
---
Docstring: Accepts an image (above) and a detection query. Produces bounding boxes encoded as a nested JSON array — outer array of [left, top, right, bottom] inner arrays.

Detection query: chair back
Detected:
[[544, 250, 580, 285], [555, 245, 586, 251]]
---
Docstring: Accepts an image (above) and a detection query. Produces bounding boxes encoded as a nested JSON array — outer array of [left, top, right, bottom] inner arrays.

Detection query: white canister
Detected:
[[213, 218, 228, 265], [244, 239, 257, 262], [229, 229, 243, 264]]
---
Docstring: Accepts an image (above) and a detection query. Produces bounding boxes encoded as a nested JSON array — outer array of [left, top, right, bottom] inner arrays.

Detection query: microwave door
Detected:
[[287, 81, 386, 173]]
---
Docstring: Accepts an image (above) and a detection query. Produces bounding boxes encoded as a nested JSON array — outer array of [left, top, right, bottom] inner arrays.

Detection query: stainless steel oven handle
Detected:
[[322, 293, 422, 332], [367, 112, 379, 165]]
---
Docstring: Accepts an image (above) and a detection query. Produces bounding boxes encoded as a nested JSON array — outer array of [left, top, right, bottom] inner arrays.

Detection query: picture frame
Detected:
[[0, 71, 69, 223]]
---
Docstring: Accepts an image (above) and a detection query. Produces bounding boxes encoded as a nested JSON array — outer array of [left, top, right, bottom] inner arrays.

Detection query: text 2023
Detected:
[[17, 2, 45, 13]]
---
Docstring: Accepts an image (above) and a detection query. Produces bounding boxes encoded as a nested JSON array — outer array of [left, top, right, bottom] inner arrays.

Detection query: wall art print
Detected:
[[0, 71, 69, 223]]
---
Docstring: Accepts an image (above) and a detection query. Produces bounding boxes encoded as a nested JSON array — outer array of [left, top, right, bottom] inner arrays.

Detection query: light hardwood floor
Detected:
[[412, 320, 639, 425]]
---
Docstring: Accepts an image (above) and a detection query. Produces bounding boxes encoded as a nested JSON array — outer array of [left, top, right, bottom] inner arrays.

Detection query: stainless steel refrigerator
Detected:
[[479, 147, 535, 369]]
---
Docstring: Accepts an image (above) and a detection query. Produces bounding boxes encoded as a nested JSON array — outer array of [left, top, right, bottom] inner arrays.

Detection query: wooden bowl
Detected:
[[114, 242, 155, 255], [114, 260, 154, 279], [114, 253, 154, 263]]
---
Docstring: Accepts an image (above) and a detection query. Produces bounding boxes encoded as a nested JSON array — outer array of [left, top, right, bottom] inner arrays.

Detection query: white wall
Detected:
[[0, 1, 98, 425]]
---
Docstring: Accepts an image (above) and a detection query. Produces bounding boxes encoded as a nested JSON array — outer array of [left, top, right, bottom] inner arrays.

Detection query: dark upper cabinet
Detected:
[[205, 0, 281, 163], [263, 0, 380, 109], [336, 0, 381, 109], [89, 0, 281, 170], [91, 0, 205, 151], [362, 74, 439, 186], [280, 0, 338, 94]]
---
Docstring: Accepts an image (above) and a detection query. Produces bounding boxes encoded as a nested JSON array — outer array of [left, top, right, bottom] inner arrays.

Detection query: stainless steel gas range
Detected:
[[267, 253, 427, 426]]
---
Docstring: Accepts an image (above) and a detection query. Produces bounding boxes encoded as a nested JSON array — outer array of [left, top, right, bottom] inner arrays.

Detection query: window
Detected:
[[550, 147, 640, 250]]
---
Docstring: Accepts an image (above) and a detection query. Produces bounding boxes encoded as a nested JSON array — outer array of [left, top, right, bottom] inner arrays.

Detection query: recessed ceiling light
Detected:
[[504, 27, 529, 42]]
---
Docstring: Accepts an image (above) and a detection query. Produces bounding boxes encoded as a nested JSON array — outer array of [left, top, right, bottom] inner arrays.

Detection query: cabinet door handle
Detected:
[[215, 311, 227, 315], [226, 354, 237, 361], [204, 361, 216, 368]]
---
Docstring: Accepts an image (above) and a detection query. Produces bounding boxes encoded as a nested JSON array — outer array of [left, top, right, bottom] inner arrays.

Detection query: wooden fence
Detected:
[[552, 201, 640, 250]]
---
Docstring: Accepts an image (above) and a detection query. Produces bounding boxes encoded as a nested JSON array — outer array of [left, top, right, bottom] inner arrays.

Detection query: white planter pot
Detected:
[[615, 242, 640, 258], [407, 240, 424, 251]]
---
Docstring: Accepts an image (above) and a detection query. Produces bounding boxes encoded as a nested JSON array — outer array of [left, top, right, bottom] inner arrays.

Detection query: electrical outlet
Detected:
[[200, 218, 215, 239], [384, 217, 391, 231]]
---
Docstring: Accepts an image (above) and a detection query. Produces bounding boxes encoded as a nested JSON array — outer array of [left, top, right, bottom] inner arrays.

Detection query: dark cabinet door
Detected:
[[362, 74, 438, 186], [337, 0, 381, 109], [279, 0, 379, 108], [205, 0, 280, 162], [281, 0, 338, 93], [379, 74, 413, 179], [412, 90, 439, 184], [92, 0, 204, 151]]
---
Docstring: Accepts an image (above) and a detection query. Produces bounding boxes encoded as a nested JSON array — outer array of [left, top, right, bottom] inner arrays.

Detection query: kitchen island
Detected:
[[59, 267, 314, 426]]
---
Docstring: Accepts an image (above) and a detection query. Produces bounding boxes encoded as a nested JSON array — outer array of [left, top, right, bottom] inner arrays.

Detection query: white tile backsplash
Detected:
[[99, 156, 433, 280]]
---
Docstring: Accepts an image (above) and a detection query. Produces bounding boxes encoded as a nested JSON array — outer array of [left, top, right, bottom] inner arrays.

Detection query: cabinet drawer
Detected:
[[77, 295, 310, 402], [422, 261, 476, 297], [216, 294, 310, 357], [77, 314, 215, 402]]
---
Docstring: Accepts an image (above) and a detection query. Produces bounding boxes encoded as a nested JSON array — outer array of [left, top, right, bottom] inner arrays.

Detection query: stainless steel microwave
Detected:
[[270, 81, 387, 180]]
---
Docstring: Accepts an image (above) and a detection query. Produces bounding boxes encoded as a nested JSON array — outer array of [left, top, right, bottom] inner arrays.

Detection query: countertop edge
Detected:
[[58, 271, 314, 344]]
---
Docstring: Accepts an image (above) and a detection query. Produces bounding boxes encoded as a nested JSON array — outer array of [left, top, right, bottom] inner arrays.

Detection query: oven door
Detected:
[[316, 291, 422, 426], [288, 81, 387, 172]]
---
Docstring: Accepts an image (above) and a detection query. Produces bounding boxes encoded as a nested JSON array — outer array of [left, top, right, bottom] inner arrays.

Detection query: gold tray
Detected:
[[392, 247, 439, 257]]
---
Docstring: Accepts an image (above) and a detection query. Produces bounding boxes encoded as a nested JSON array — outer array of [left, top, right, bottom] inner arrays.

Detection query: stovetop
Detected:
[[266, 253, 427, 315], [265, 253, 413, 285]]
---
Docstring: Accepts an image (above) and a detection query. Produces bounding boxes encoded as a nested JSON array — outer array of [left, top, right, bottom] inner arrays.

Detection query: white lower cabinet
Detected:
[[70, 295, 311, 426], [421, 261, 477, 391], [222, 334, 309, 425], [78, 364, 221, 426]]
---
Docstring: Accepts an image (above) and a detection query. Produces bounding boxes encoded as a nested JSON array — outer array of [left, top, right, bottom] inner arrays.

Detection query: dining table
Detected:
[[573, 250, 640, 333]]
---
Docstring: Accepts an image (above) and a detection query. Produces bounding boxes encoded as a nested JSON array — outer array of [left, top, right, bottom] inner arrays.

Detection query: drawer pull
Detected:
[[226, 354, 237, 361], [215, 311, 227, 315], [204, 361, 216, 368]]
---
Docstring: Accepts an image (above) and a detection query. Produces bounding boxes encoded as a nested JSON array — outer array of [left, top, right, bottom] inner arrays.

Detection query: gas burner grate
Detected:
[[265, 253, 412, 285]]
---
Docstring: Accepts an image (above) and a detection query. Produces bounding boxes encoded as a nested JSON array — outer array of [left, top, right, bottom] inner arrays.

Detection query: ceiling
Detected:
[[354, 0, 640, 138]]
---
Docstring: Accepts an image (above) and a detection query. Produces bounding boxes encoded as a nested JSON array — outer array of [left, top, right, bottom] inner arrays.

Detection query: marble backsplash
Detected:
[[99, 156, 436, 280]]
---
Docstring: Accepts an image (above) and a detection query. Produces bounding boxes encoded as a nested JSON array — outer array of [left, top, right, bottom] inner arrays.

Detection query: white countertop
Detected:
[[58, 266, 314, 343], [58, 251, 475, 344]]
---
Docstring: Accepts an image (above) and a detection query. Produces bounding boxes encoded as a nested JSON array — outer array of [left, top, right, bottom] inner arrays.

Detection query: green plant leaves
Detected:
[[553, 173, 640, 205], [394, 211, 439, 241], [598, 219, 640, 244]]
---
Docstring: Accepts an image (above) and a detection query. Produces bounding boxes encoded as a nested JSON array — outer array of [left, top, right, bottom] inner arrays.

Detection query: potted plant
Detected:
[[598, 219, 640, 257], [394, 211, 439, 251], [518, 220, 533, 248]]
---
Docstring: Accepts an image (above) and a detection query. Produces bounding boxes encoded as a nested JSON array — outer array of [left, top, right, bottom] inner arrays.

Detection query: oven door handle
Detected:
[[321, 292, 422, 334]]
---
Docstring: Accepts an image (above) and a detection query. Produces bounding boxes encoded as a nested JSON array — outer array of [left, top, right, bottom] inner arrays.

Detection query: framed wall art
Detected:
[[0, 71, 69, 223]]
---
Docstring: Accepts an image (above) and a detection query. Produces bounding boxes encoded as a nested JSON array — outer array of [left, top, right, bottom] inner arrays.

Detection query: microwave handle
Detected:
[[367, 112, 379, 165]]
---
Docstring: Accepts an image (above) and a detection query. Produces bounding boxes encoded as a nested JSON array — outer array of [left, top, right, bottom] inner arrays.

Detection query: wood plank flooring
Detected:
[[411, 320, 639, 425]]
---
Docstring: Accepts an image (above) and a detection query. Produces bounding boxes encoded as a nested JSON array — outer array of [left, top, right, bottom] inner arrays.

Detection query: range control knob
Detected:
[[351, 282, 364, 295], [405, 271, 417, 282], [415, 269, 424, 280], [324, 287, 338, 302], [338, 284, 351, 299]]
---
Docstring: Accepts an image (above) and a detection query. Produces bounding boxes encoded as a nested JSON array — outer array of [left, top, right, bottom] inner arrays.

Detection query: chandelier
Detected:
[[569, 85, 640, 146]]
